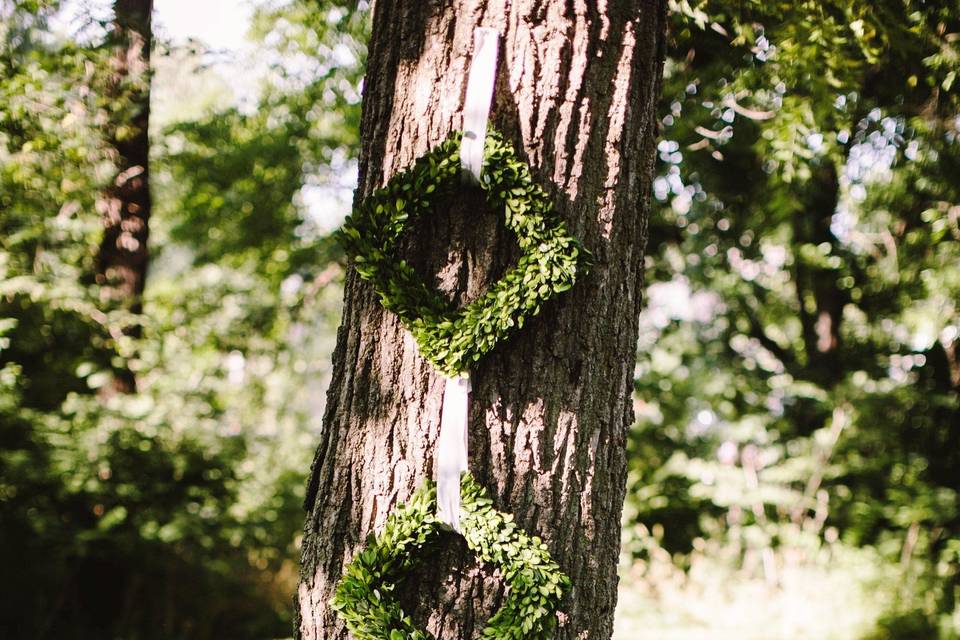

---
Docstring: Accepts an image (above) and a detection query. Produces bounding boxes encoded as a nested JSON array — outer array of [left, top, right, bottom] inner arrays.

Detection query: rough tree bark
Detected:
[[96, 0, 153, 394], [298, 1, 666, 638]]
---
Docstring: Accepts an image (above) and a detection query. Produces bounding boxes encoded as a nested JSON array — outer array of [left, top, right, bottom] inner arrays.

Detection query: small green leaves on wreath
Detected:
[[331, 474, 570, 640], [339, 130, 587, 377]]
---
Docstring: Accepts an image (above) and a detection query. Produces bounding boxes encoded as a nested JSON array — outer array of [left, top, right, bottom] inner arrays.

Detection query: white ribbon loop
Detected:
[[460, 27, 500, 184], [436, 374, 471, 532]]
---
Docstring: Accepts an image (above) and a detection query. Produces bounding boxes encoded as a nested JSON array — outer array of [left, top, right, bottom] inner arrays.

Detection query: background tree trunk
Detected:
[[96, 0, 153, 394], [298, 1, 666, 638]]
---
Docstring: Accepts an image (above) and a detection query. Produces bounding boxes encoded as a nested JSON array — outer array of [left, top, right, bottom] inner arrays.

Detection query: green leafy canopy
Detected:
[[331, 474, 570, 640], [339, 130, 587, 376]]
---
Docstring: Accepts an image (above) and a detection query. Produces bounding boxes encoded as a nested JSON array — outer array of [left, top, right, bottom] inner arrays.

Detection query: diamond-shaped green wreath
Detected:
[[339, 130, 587, 377], [331, 474, 570, 639]]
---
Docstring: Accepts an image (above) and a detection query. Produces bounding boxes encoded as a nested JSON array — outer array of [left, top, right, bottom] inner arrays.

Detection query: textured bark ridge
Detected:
[[298, 1, 666, 638]]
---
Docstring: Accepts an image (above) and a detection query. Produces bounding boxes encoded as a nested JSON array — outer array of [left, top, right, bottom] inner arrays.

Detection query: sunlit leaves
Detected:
[[630, 0, 960, 631]]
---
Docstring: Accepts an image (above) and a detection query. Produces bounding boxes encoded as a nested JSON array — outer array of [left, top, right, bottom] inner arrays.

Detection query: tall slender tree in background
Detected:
[[297, 1, 667, 638], [97, 0, 153, 393]]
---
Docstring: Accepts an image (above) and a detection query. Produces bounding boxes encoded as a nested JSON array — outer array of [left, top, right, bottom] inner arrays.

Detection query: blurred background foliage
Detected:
[[2, 0, 361, 637], [622, 1, 960, 638], [0, 0, 957, 639]]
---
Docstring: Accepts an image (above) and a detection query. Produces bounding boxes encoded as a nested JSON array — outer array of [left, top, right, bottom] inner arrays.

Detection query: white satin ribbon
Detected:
[[436, 374, 471, 532], [435, 27, 498, 532], [460, 27, 499, 183]]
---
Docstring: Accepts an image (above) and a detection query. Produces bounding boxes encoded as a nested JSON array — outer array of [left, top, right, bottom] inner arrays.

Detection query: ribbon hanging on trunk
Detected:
[[434, 27, 500, 532], [435, 374, 471, 532], [460, 27, 499, 183]]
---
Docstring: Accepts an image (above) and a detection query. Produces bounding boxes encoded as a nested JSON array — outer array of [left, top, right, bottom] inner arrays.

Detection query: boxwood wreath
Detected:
[[339, 129, 587, 377], [331, 474, 571, 639], [335, 131, 579, 637]]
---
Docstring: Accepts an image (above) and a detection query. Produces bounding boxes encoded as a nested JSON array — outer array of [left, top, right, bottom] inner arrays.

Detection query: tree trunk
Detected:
[[96, 0, 153, 394], [298, 1, 666, 638]]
